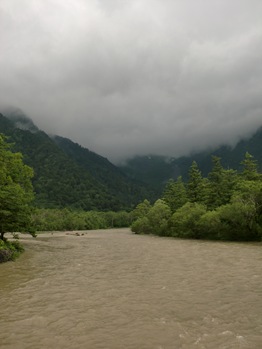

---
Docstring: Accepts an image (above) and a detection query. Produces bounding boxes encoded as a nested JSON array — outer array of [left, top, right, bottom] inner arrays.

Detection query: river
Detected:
[[0, 228, 262, 348]]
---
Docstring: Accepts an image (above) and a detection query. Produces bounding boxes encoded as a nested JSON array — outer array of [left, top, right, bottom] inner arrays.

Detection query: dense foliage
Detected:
[[0, 134, 35, 239], [0, 134, 34, 261], [31, 208, 132, 231], [131, 153, 262, 241], [0, 239, 24, 262]]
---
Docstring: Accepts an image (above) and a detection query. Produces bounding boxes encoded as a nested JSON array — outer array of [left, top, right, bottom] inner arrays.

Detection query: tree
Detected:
[[162, 177, 188, 213], [207, 156, 237, 209], [0, 135, 34, 240], [131, 216, 151, 235], [216, 201, 260, 241], [241, 152, 261, 181], [146, 199, 172, 236], [169, 202, 206, 239], [187, 161, 206, 203], [206, 156, 223, 209], [131, 199, 171, 236], [131, 199, 151, 220], [232, 179, 262, 235], [197, 210, 222, 240]]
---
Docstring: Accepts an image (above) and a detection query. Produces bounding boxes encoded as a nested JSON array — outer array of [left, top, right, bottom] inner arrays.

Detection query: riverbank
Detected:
[[0, 230, 121, 263]]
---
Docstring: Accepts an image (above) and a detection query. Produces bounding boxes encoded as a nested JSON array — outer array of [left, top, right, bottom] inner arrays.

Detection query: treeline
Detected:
[[131, 153, 262, 241], [31, 208, 132, 232]]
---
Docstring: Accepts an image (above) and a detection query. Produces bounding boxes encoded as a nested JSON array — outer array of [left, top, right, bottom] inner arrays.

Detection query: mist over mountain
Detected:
[[0, 110, 261, 209], [0, 112, 155, 210], [119, 126, 262, 190], [1, 107, 39, 133]]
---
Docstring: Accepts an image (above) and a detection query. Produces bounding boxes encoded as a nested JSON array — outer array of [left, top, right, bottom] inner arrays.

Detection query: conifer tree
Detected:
[[187, 161, 206, 203], [132, 199, 151, 220], [207, 156, 237, 209], [241, 152, 261, 181], [162, 176, 187, 213]]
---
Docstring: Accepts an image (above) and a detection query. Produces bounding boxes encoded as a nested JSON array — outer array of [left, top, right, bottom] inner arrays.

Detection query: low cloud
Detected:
[[0, 0, 262, 162]]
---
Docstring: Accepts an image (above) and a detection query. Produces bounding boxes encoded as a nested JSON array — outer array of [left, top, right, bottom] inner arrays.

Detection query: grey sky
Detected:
[[0, 0, 262, 162]]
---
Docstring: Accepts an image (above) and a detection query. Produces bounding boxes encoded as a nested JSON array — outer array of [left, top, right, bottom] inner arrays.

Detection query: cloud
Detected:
[[0, 0, 262, 162]]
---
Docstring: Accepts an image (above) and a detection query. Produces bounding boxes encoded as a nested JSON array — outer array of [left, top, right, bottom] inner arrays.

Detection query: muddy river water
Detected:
[[0, 228, 262, 348]]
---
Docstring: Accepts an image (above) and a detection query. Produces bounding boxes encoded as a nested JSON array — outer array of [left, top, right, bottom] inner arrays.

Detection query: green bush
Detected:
[[197, 210, 224, 240], [169, 202, 207, 239], [0, 239, 24, 262], [217, 202, 261, 241], [198, 201, 262, 241], [146, 199, 172, 236], [131, 199, 171, 236], [131, 216, 151, 234]]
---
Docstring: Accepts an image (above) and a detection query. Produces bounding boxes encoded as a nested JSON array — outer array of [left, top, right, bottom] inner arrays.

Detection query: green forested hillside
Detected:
[[119, 155, 174, 191], [1, 110, 261, 212], [53, 135, 154, 206], [0, 113, 154, 210]]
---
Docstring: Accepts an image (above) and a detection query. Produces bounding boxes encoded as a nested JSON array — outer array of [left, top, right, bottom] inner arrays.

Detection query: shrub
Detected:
[[131, 216, 151, 234], [146, 199, 172, 236], [169, 202, 207, 238]]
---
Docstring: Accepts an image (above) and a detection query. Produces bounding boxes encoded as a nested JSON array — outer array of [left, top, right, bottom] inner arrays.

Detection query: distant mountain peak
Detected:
[[2, 107, 39, 133]]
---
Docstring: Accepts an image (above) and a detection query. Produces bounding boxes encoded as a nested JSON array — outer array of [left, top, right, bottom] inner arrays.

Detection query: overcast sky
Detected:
[[0, 0, 262, 163]]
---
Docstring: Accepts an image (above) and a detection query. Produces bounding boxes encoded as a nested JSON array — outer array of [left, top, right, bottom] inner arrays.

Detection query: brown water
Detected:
[[0, 228, 262, 349]]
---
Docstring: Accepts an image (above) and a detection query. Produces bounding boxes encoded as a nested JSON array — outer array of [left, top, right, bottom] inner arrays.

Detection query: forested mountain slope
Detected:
[[53, 135, 154, 206], [120, 126, 262, 191], [1, 110, 261, 209], [0, 113, 154, 210]]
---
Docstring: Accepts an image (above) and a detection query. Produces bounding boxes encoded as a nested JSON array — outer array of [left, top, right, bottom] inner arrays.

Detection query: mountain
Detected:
[[119, 126, 262, 191], [52, 135, 154, 206], [0, 112, 155, 210], [118, 155, 174, 195], [1, 109, 261, 208]]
